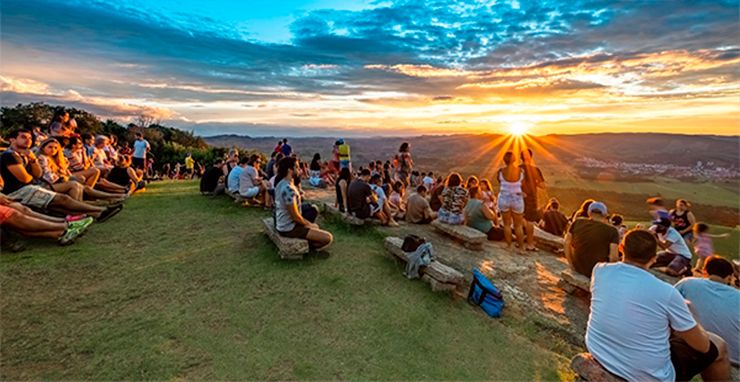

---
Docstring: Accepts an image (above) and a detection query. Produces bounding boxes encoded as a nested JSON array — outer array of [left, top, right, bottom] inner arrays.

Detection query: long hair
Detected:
[[399, 142, 409, 153], [445, 172, 463, 188], [274, 156, 297, 186], [465, 175, 479, 188], [338, 167, 352, 183], [39, 138, 69, 174]]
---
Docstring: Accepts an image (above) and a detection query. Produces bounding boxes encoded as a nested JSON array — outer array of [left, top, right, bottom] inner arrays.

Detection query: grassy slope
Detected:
[[1, 181, 572, 381]]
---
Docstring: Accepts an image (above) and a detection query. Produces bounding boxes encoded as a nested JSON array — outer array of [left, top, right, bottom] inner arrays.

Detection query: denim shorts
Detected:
[[497, 192, 524, 214], [438, 208, 464, 225]]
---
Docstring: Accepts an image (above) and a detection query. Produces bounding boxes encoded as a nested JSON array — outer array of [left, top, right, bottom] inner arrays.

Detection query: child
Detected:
[[610, 214, 628, 241], [692, 222, 730, 273], [479, 179, 496, 211], [388, 181, 406, 220]]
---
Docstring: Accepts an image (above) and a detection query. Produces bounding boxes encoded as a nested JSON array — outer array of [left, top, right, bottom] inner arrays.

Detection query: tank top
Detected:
[[670, 209, 691, 232], [498, 169, 523, 195], [338, 144, 351, 160], [464, 198, 493, 233]]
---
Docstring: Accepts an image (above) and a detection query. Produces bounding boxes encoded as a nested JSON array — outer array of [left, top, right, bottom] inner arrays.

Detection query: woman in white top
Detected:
[[497, 151, 526, 253]]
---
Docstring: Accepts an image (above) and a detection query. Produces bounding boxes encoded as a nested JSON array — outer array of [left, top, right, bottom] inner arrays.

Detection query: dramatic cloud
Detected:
[[0, 0, 738, 136]]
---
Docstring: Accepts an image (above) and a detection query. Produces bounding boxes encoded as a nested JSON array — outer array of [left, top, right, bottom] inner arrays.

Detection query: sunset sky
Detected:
[[1, 0, 738, 137]]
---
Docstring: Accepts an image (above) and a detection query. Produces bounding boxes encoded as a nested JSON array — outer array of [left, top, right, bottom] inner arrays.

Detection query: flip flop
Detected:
[[97, 205, 124, 223]]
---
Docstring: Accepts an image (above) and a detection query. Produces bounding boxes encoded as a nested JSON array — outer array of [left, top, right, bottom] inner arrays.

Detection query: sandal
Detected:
[[97, 205, 124, 223]]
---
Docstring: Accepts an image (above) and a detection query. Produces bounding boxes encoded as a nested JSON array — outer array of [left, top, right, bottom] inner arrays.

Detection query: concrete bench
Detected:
[[431, 219, 486, 250], [261, 218, 309, 260], [571, 353, 626, 382], [534, 226, 565, 253], [324, 204, 381, 226], [384, 236, 464, 292], [559, 268, 591, 294]]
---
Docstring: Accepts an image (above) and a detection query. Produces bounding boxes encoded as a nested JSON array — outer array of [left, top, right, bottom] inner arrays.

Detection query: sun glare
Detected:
[[508, 121, 529, 136]]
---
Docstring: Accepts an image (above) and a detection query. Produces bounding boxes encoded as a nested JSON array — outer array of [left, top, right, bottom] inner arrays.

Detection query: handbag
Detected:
[[467, 268, 505, 318], [401, 234, 426, 252]]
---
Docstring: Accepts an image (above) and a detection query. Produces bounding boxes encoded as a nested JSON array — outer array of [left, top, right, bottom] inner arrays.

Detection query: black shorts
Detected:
[[654, 252, 692, 275], [670, 335, 719, 381], [131, 157, 145, 170], [352, 205, 372, 219], [486, 226, 505, 241], [278, 224, 310, 239]]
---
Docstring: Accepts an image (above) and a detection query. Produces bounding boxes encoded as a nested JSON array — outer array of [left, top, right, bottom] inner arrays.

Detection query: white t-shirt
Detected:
[[659, 227, 692, 259], [423, 176, 434, 189], [370, 184, 386, 205], [586, 262, 696, 382]]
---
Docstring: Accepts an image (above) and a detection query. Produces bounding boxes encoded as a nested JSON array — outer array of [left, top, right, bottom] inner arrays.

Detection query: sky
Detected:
[[1, 0, 738, 137]]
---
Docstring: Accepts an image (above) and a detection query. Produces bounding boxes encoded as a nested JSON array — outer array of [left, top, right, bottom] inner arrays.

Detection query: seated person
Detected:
[[239, 154, 271, 207], [676, 256, 740, 367], [308, 153, 326, 188], [405, 185, 436, 224], [586, 229, 730, 381], [539, 198, 569, 236], [347, 169, 388, 223], [564, 201, 619, 277], [1, 193, 93, 245], [226, 157, 248, 196], [609, 214, 628, 241], [387, 180, 405, 220], [650, 217, 694, 277], [438, 172, 468, 225], [273, 157, 333, 250], [369, 174, 398, 226], [0, 129, 121, 221], [107, 155, 144, 193], [334, 167, 351, 213], [200, 159, 225, 195], [429, 182, 444, 212], [91, 135, 113, 173], [464, 186, 503, 241], [64, 137, 127, 194]]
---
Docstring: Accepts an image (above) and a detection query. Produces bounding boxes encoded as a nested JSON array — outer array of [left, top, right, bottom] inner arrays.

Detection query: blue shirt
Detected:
[[227, 166, 244, 193], [133, 139, 149, 159], [280, 143, 292, 156]]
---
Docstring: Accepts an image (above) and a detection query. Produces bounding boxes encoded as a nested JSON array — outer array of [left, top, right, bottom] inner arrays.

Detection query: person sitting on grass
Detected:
[[564, 201, 619, 277], [37, 138, 125, 202], [586, 229, 731, 382], [539, 198, 568, 237], [226, 157, 248, 196], [239, 154, 271, 207], [91, 135, 114, 174], [347, 168, 388, 224], [691, 223, 730, 273], [676, 256, 740, 368], [64, 137, 128, 194], [0, 193, 93, 245], [107, 155, 144, 194], [464, 186, 503, 241], [1, 129, 122, 221], [200, 159, 225, 195], [438, 172, 468, 225], [273, 157, 332, 250], [650, 217, 694, 277], [388, 180, 405, 220], [369, 173, 399, 226], [405, 185, 436, 224]]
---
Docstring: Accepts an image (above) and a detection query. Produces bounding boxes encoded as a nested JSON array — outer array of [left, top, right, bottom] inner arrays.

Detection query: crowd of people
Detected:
[[0, 112, 156, 248]]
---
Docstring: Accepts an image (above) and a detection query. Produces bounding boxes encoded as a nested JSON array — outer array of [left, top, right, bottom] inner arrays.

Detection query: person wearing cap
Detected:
[[563, 201, 620, 277], [650, 217, 693, 277]]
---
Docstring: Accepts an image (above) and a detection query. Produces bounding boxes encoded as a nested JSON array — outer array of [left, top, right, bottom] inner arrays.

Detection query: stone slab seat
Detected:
[[571, 353, 626, 382], [261, 218, 309, 260], [559, 268, 591, 294], [384, 236, 464, 292], [430, 219, 486, 250], [533, 226, 565, 252], [324, 204, 381, 226]]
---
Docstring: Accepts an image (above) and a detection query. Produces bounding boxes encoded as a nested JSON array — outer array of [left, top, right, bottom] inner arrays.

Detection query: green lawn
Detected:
[[1, 181, 573, 380]]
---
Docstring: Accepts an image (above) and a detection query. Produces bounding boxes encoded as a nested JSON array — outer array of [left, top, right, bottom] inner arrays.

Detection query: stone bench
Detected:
[[571, 353, 625, 382], [261, 218, 309, 260], [559, 268, 591, 294], [324, 204, 381, 226], [384, 236, 464, 292], [534, 226, 565, 253], [431, 219, 486, 250]]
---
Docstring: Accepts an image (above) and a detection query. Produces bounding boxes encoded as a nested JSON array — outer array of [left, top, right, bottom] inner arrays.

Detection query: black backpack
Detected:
[[401, 234, 426, 252]]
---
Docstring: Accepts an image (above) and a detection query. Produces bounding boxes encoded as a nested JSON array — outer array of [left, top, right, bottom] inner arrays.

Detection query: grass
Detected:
[[1, 181, 573, 380]]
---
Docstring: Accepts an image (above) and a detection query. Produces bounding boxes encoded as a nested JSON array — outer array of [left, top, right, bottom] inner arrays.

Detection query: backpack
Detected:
[[468, 268, 505, 318], [401, 234, 426, 252]]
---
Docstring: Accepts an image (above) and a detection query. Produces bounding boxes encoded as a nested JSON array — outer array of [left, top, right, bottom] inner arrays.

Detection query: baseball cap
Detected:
[[588, 201, 608, 216], [652, 217, 672, 227]]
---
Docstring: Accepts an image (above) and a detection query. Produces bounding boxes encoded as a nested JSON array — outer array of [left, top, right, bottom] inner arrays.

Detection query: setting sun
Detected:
[[508, 121, 530, 136]]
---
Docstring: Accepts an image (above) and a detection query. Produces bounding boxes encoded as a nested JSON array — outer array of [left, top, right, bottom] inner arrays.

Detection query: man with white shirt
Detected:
[[651, 217, 694, 277], [586, 229, 730, 381]]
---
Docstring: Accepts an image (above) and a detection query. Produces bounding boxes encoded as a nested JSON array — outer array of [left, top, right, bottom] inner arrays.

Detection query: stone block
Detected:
[[430, 219, 486, 250], [262, 218, 309, 259], [571, 353, 626, 382]]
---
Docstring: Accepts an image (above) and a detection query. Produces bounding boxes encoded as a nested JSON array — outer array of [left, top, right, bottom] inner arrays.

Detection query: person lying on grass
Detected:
[[273, 157, 333, 251], [0, 193, 93, 245], [0, 129, 122, 222]]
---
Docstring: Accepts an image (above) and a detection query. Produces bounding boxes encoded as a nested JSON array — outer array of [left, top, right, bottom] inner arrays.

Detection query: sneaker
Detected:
[[69, 216, 94, 233], [59, 226, 83, 245]]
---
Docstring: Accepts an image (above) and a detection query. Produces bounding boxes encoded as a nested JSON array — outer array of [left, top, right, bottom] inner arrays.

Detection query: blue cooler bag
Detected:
[[467, 268, 504, 318]]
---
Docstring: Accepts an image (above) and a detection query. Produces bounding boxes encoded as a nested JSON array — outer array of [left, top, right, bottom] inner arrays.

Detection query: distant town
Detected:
[[575, 157, 740, 181]]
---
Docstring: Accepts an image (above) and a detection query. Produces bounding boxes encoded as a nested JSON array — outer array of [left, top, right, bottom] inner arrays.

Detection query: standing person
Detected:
[[335, 167, 351, 213], [520, 149, 545, 253], [692, 223, 730, 273], [539, 198, 569, 237], [273, 140, 283, 154], [651, 217, 694, 277], [184, 153, 195, 179], [464, 186, 503, 241], [280, 138, 292, 157], [586, 230, 730, 382], [676, 256, 740, 367], [670, 199, 696, 242], [563, 201, 620, 277], [496, 151, 526, 253], [273, 157, 333, 250], [330, 141, 341, 172], [338, 139, 351, 170], [438, 172, 468, 225], [397, 142, 413, 187]]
